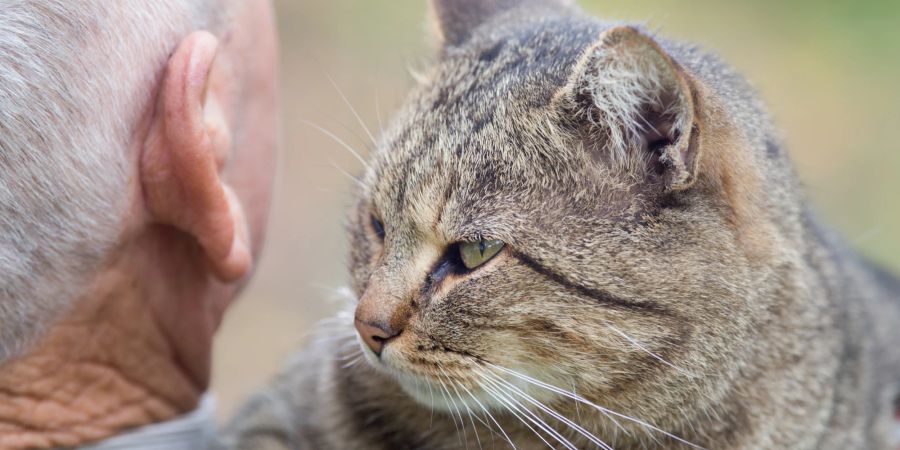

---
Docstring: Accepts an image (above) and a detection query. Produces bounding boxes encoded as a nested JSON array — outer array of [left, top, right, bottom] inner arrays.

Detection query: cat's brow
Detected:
[[512, 250, 673, 315], [430, 175, 457, 232]]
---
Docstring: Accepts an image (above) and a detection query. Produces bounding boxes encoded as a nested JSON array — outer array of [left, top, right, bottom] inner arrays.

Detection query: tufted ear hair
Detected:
[[561, 26, 701, 191], [430, 0, 574, 47]]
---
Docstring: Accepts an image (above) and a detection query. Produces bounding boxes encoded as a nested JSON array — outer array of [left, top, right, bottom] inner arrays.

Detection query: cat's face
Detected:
[[347, 0, 772, 435]]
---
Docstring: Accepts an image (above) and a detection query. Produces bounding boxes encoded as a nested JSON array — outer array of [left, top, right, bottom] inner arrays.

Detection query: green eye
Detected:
[[459, 239, 505, 270]]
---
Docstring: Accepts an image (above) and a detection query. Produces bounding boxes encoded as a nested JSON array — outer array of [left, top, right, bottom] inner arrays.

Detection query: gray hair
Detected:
[[0, 0, 228, 359]]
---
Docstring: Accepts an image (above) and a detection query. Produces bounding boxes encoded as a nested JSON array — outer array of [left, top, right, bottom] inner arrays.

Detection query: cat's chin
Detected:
[[354, 333, 547, 416], [393, 371, 502, 414], [354, 341, 497, 413]]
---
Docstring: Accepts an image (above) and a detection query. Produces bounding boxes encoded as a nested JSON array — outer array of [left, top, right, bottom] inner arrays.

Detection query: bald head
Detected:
[[0, 0, 233, 358]]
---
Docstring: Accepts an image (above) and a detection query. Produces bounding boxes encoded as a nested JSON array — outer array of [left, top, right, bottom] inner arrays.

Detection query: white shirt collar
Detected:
[[73, 394, 216, 450]]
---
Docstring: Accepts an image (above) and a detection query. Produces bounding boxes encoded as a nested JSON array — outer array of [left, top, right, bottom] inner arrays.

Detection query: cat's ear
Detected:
[[561, 26, 700, 191], [430, 0, 573, 46]]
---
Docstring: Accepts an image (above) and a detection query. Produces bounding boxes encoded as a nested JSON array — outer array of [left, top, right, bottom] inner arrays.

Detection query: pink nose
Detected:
[[354, 318, 401, 356]]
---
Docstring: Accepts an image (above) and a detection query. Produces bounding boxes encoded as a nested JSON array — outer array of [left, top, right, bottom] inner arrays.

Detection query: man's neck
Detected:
[[0, 237, 205, 449]]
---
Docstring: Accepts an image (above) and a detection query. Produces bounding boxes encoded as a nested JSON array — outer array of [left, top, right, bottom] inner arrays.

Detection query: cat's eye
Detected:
[[459, 239, 505, 270], [370, 215, 385, 240]]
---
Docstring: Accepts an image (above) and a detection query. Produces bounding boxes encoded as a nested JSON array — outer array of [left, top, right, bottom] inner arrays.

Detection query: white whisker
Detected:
[[479, 373, 578, 450], [458, 386, 484, 450], [301, 120, 369, 169], [440, 368, 486, 450], [438, 365, 469, 449], [438, 370, 471, 450], [326, 159, 364, 188], [486, 363, 705, 450], [480, 369, 614, 450], [603, 323, 695, 378], [374, 89, 385, 136], [340, 358, 360, 369], [326, 74, 378, 146], [571, 381, 584, 426], [455, 378, 516, 450], [477, 376, 556, 450], [436, 374, 463, 444], [428, 379, 436, 429]]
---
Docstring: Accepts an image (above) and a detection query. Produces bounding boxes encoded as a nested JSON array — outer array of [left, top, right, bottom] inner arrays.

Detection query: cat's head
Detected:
[[347, 0, 782, 436]]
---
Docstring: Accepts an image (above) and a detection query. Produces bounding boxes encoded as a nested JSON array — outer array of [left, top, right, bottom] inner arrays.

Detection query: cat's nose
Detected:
[[353, 283, 411, 357], [354, 319, 400, 356]]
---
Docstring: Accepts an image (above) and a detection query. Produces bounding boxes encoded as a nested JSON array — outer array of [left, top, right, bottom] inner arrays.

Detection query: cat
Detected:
[[217, 0, 900, 448]]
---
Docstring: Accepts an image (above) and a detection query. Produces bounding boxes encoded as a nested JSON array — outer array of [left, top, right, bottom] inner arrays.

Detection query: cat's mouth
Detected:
[[349, 331, 706, 450], [354, 331, 542, 414]]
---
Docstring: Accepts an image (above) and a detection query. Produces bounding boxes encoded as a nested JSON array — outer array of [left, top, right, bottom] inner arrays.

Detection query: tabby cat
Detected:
[[218, 0, 900, 448]]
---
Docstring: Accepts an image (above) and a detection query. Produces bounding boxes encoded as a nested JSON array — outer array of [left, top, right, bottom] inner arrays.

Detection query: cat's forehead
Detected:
[[368, 114, 536, 225], [427, 15, 602, 115], [364, 16, 638, 225], [366, 98, 623, 233], [372, 20, 598, 165]]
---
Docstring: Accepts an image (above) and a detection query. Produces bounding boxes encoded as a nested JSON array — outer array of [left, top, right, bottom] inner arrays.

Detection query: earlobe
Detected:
[[140, 31, 251, 282], [217, 186, 252, 281]]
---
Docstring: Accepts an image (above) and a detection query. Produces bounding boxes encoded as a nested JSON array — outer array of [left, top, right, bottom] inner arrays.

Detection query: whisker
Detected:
[[336, 349, 361, 363], [479, 372, 578, 450], [438, 365, 469, 449], [438, 370, 471, 450], [602, 322, 695, 378], [374, 89, 385, 136], [571, 381, 584, 426], [340, 354, 363, 369], [429, 380, 436, 429], [325, 73, 378, 146], [435, 374, 464, 444], [490, 358, 628, 436], [334, 340, 362, 352], [313, 333, 354, 344], [439, 368, 485, 450], [460, 388, 484, 450], [480, 369, 613, 450], [326, 159, 364, 188], [300, 120, 369, 169], [413, 375, 425, 429], [408, 63, 429, 85], [485, 363, 705, 450], [455, 385, 496, 433], [477, 376, 556, 450], [455, 378, 516, 450]]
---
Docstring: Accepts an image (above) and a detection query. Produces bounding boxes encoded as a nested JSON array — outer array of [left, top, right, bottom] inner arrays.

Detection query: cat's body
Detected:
[[218, 1, 900, 448]]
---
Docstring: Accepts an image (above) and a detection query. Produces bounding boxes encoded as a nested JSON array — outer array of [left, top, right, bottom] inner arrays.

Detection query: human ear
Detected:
[[140, 31, 251, 281]]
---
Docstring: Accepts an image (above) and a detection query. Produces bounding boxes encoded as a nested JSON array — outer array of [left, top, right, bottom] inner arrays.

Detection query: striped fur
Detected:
[[218, 1, 900, 448]]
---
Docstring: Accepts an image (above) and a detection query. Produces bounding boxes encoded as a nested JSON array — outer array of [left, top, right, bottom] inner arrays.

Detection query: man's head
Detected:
[[0, 1, 276, 445], [0, 0, 277, 444], [0, 0, 277, 360]]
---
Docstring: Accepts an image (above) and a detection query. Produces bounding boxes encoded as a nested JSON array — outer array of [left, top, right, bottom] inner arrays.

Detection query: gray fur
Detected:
[[218, 0, 900, 448]]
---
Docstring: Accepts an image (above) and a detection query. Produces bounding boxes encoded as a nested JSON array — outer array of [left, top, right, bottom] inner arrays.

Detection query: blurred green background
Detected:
[[211, 0, 900, 416]]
